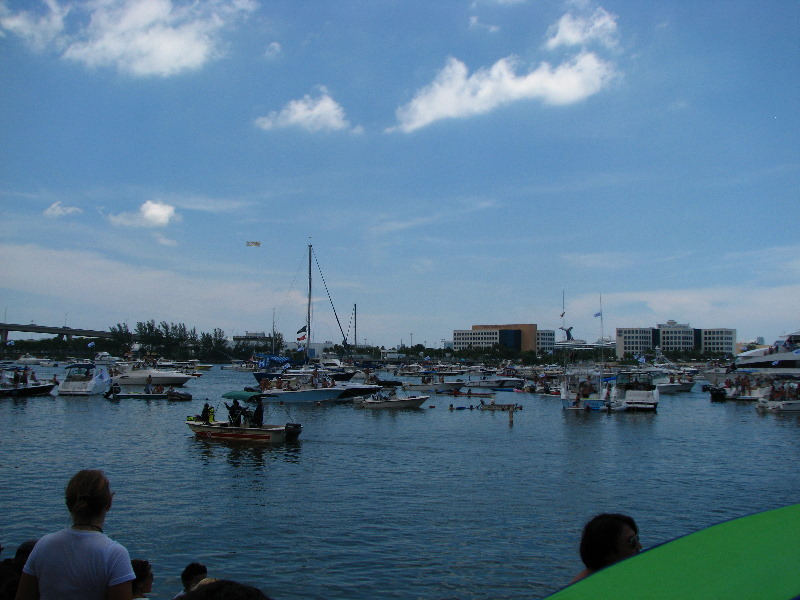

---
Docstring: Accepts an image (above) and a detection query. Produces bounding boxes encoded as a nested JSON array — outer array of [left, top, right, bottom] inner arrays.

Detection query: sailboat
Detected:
[[560, 294, 609, 411]]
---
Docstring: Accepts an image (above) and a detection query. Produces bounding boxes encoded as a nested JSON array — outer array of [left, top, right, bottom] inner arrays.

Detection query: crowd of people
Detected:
[[3, 470, 271, 600], [2, 470, 642, 598]]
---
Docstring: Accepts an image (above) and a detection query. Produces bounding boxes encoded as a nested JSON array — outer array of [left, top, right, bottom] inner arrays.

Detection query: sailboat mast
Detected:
[[354, 303, 357, 354], [306, 243, 312, 363]]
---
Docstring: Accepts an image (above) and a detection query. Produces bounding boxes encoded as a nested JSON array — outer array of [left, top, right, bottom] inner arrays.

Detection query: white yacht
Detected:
[[58, 363, 109, 396], [704, 330, 800, 383]]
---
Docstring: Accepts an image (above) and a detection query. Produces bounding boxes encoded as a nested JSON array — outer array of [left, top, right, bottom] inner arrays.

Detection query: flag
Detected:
[[6, 340, 14, 346], [87, 341, 95, 347], [297, 325, 307, 334], [297, 334, 306, 342], [594, 311, 602, 317], [772, 360, 780, 366], [246, 241, 261, 246]]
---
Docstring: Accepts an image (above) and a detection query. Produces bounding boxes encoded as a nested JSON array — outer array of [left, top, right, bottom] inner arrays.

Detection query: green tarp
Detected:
[[545, 503, 800, 600]]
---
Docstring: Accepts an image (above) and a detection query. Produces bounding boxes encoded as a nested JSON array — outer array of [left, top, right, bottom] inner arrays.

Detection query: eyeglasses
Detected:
[[627, 533, 640, 548]]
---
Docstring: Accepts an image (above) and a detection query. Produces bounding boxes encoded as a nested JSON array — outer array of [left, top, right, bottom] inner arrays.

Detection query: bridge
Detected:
[[0, 323, 116, 344]]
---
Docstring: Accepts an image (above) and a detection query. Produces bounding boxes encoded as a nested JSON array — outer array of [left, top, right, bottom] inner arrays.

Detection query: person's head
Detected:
[[181, 562, 208, 591], [579, 513, 642, 572], [65, 469, 113, 521], [183, 579, 271, 599], [131, 559, 154, 596], [13, 540, 37, 570]]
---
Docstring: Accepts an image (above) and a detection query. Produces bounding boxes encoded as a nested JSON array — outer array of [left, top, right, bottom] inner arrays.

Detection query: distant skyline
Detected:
[[1, 0, 798, 349]]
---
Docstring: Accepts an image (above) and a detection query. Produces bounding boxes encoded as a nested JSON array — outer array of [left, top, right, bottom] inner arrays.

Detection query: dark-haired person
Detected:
[[570, 512, 642, 583], [131, 559, 154, 598], [173, 563, 207, 598], [16, 469, 135, 600]]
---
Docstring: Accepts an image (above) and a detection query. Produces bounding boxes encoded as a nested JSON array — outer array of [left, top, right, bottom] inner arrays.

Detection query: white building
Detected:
[[615, 320, 736, 358]]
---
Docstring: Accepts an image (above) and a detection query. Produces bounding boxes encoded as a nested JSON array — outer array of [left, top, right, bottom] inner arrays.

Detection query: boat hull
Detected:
[[0, 383, 56, 398], [186, 420, 302, 443]]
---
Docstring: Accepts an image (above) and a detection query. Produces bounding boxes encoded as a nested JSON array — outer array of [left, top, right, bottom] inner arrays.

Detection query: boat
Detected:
[[438, 389, 496, 398], [353, 391, 429, 409], [477, 400, 521, 411], [186, 419, 302, 443], [704, 330, 800, 383], [0, 381, 56, 397], [110, 362, 193, 387], [15, 354, 43, 365], [604, 371, 660, 412], [560, 373, 609, 411], [103, 385, 192, 401], [462, 376, 525, 391], [57, 363, 109, 396], [757, 397, 800, 412], [402, 377, 464, 392]]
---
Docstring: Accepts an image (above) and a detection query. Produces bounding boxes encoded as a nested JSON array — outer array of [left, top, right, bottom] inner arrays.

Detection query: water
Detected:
[[2, 367, 799, 599]]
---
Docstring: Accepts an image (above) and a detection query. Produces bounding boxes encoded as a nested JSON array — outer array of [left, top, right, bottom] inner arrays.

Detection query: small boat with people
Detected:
[[186, 419, 302, 443], [186, 393, 302, 443], [57, 362, 109, 396], [0, 376, 56, 398]]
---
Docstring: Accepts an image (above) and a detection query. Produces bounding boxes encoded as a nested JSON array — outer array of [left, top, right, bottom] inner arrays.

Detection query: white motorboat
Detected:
[[110, 362, 193, 387], [354, 391, 429, 409], [605, 371, 659, 412], [757, 398, 800, 412], [463, 376, 525, 391], [402, 378, 464, 392], [57, 363, 109, 396]]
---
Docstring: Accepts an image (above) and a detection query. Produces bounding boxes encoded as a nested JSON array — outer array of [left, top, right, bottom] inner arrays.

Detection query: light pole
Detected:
[[410, 333, 413, 348], [64, 312, 68, 327]]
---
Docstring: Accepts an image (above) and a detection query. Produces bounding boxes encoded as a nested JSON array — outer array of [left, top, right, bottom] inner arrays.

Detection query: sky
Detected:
[[1, 0, 798, 350]]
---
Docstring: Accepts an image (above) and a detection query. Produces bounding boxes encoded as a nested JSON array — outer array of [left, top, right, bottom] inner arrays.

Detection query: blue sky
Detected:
[[1, 0, 798, 349]]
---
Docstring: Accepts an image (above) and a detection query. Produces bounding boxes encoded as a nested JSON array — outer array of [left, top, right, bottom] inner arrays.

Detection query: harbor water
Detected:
[[2, 366, 799, 599]]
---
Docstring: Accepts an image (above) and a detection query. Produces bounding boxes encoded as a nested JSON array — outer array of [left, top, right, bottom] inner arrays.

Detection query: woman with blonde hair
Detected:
[[15, 469, 135, 600]]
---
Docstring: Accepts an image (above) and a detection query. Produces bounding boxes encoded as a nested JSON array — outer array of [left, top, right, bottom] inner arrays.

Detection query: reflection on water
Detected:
[[189, 437, 303, 467]]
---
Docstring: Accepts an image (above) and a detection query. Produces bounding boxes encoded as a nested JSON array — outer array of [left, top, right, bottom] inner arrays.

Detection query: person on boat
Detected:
[[224, 399, 243, 426], [15, 469, 136, 600], [570, 513, 642, 584], [131, 559, 153, 598], [200, 403, 211, 423], [251, 397, 264, 427]]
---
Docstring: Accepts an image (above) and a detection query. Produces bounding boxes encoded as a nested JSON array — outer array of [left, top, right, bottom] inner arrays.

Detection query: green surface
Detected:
[[546, 504, 800, 600]]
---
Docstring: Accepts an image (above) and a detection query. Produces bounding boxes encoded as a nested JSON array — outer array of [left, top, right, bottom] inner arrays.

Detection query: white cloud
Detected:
[[109, 200, 179, 227], [264, 40, 281, 59], [255, 87, 357, 133], [1, 0, 257, 77], [43, 201, 82, 218], [0, 0, 69, 51], [389, 51, 616, 133], [469, 16, 500, 33], [545, 7, 619, 50]]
